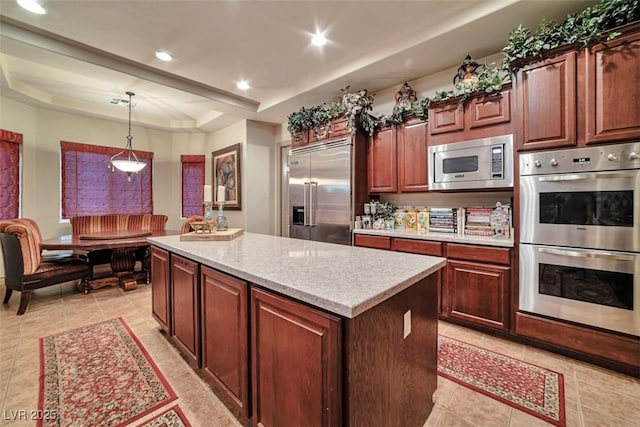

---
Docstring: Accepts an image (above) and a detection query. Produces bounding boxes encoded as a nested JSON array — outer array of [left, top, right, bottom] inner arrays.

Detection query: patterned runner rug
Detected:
[[136, 405, 191, 427], [38, 318, 177, 427], [438, 335, 565, 426]]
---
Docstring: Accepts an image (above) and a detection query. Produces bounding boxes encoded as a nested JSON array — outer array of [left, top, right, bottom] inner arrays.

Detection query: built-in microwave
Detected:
[[428, 134, 513, 190]]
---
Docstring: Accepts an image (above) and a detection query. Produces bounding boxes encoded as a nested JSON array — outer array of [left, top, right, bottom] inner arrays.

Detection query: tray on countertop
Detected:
[[179, 228, 243, 241]]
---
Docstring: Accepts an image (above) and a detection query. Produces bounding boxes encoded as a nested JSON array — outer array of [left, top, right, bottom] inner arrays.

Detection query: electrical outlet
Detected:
[[403, 310, 411, 338]]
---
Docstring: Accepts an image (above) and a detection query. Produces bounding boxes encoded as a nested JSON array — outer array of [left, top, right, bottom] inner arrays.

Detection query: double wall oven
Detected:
[[519, 142, 640, 337]]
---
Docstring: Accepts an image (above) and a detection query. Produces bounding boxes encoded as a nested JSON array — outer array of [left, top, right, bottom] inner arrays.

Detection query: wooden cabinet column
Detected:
[[171, 254, 200, 366], [150, 246, 171, 333]]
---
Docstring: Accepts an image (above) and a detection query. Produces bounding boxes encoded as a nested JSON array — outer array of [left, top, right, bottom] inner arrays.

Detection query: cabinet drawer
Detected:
[[354, 234, 391, 250], [446, 243, 510, 265], [392, 238, 442, 256]]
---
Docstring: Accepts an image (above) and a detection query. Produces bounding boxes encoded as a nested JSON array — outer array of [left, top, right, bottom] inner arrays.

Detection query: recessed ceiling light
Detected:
[[155, 51, 173, 61], [237, 81, 250, 90], [311, 32, 327, 47], [17, 0, 46, 14]]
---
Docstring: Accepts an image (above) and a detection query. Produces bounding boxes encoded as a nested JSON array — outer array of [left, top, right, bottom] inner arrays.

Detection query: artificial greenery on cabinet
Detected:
[[503, 0, 639, 69]]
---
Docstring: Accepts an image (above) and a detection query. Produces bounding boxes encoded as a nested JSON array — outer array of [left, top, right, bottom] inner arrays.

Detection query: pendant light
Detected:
[[109, 91, 146, 181]]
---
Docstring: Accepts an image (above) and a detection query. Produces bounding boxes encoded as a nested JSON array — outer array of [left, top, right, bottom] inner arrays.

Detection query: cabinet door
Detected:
[[171, 254, 200, 366], [397, 120, 428, 192], [429, 102, 464, 135], [446, 260, 510, 331], [251, 288, 341, 427], [585, 31, 640, 144], [517, 51, 577, 151], [201, 267, 249, 416], [468, 89, 511, 129], [368, 125, 397, 193], [151, 246, 171, 333]]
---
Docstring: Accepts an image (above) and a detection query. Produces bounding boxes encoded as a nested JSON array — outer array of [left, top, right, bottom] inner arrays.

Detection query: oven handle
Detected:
[[538, 247, 635, 261], [538, 172, 635, 182]]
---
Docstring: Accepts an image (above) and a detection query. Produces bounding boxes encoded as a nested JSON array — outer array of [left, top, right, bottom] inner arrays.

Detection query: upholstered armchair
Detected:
[[0, 219, 90, 315]]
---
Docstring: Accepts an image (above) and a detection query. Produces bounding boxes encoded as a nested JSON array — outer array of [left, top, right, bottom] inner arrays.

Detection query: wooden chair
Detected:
[[0, 222, 91, 315]]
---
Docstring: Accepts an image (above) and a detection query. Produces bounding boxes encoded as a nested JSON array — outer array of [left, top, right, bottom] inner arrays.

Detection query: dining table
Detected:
[[40, 229, 180, 291]]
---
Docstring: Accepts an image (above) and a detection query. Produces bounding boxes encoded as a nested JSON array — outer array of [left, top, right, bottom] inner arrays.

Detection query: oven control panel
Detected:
[[520, 142, 640, 175]]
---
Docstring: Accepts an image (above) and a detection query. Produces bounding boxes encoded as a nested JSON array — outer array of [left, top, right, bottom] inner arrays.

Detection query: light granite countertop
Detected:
[[353, 228, 514, 248], [148, 232, 445, 318]]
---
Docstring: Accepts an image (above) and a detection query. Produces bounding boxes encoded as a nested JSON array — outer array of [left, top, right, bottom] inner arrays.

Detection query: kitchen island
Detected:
[[148, 232, 446, 427]]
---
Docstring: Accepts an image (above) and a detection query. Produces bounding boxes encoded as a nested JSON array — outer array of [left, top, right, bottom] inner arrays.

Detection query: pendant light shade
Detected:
[[109, 91, 146, 181]]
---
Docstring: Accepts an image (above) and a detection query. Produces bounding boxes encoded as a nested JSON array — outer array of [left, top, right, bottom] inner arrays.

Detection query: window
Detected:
[[61, 141, 153, 218], [0, 129, 22, 219], [181, 154, 205, 217]]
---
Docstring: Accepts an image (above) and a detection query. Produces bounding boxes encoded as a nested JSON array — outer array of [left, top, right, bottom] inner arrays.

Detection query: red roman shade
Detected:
[[181, 154, 205, 217], [61, 141, 154, 218], [0, 129, 23, 220]]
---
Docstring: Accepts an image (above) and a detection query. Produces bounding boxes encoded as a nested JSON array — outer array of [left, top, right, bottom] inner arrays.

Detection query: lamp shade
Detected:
[[110, 159, 146, 173]]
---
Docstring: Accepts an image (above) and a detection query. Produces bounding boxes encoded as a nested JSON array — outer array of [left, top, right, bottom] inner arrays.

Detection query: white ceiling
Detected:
[[0, 0, 596, 133]]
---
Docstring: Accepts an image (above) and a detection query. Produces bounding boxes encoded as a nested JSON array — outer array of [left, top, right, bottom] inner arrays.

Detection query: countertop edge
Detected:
[[148, 236, 446, 318], [353, 229, 514, 248]]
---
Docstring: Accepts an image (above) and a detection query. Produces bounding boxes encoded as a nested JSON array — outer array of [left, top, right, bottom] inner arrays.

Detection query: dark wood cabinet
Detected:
[[251, 287, 341, 427], [428, 87, 512, 146], [515, 51, 577, 151], [584, 29, 640, 144], [515, 24, 640, 151], [391, 238, 442, 256], [171, 254, 200, 366], [429, 102, 464, 136], [353, 234, 391, 250], [368, 125, 397, 193], [368, 119, 428, 194], [397, 119, 428, 192], [444, 243, 511, 331], [354, 235, 511, 328], [150, 246, 171, 333], [201, 266, 249, 417], [446, 260, 510, 330]]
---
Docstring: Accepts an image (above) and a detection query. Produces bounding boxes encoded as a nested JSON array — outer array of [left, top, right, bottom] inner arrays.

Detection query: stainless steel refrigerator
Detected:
[[288, 138, 353, 245]]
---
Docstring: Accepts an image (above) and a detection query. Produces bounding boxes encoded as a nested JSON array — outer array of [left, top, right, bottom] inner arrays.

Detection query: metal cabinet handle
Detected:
[[309, 182, 317, 226], [303, 182, 310, 226], [538, 247, 634, 261], [538, 172, 634, 182]]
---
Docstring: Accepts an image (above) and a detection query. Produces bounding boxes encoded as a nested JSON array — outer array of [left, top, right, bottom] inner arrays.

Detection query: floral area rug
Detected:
[[38, 318, 177, 427], [136, 405, 191, 427], [438, 335, 565, 426]]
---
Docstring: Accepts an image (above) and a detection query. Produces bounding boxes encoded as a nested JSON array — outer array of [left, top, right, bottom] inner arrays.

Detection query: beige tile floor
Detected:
[[0, 280, 638, 427]]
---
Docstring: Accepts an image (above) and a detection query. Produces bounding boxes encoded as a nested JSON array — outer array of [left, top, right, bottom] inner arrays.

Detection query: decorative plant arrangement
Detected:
[[376, 97, 431, 127], [432, 63, 509, 104], [287, 86, 377, 138], [341, 86, 377, 135], [287, 106, 316, 139], [502, 0, 639, 70], [370, 200, 395, 222]]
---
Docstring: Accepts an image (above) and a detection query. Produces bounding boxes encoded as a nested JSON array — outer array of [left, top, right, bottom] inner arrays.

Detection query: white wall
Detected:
[[246, 120, 279, 235]]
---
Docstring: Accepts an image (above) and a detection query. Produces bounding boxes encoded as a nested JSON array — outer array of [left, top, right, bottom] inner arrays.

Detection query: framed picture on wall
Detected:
[[212, 143, 241, 210]]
